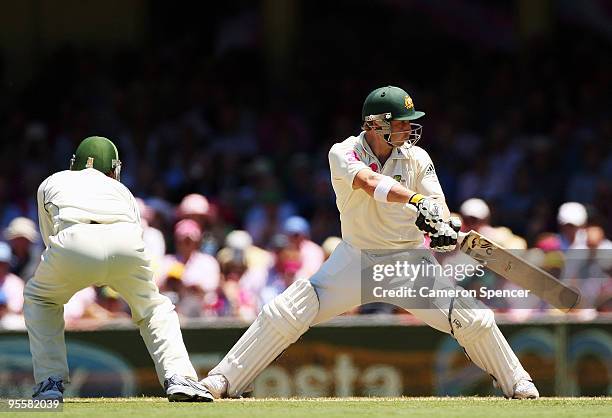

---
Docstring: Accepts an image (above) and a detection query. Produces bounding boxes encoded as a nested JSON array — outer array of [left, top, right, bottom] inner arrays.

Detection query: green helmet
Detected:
[[70, 136, 122, 181], [362, 85, 425, 121], [362, 85, 425, 147]]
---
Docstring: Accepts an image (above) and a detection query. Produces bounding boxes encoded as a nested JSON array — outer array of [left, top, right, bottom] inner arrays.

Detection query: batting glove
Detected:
[[409, 194, 444, 235], [430, 217, 462, 252]]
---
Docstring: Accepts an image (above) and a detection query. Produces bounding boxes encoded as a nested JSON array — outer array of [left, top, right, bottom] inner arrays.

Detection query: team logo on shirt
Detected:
[[393, 174, 402, 182], [404, 95, 414, 110], [369, 162, 379, 172]]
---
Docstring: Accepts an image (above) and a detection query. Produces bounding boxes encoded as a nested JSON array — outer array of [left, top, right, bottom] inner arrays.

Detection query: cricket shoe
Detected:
[[32, 376, 64, 402], [493, 378, 539, 399], [512, 379, 539, 399], [199, 374, 229, 399], [164, 374, 214, 402]]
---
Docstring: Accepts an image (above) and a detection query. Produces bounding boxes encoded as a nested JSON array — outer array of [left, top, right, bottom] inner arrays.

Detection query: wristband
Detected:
[[373, 176, 397, 202], [408, 193, 425, 206]]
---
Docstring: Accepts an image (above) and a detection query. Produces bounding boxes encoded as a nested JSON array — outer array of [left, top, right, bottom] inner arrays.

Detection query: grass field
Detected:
[[3, 397, 611, 418]]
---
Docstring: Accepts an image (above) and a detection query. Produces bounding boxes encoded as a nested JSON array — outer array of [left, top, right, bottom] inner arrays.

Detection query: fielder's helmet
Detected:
[[70, 136, 122, 181]]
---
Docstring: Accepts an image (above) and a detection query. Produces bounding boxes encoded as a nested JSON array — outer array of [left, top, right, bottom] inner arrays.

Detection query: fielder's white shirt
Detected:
[[328, 131, 446, 250], [37, 169, 141, 247]]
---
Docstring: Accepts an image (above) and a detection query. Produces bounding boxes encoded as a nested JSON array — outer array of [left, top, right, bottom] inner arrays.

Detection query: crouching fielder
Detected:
[[202, 86, 538, 399], [25, 137, 212, 402]]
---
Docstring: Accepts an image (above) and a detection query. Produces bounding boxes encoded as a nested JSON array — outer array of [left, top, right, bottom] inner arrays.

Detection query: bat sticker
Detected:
[[469, 236, 494, 255]]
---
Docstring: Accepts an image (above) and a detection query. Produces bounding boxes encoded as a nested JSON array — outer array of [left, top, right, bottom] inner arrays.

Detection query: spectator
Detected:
[[218, 230, 271, 295], [259, 234, 302, 307], [176, 194, 210, 229], [561, 225, 612, 312], [176, 193, 219, 255], [282, 216, 324, 279], [0, 289, 25, 330], [213, 248, 259, 320], [63, 287, 123, 328], [136, 198, 166, 260], [0, 241, 24, 315], [4, 217, 41, 280], [245, 190, 296, 247], [556, 202, 588, 250], [158, 219, 220, 317], [459, 198, 495, 236], [63, 287, 95, 324]]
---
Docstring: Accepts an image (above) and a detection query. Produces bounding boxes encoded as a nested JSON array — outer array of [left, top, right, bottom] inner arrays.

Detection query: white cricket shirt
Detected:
[[36, 169, 141, 247], [328, 131, 446, 250]]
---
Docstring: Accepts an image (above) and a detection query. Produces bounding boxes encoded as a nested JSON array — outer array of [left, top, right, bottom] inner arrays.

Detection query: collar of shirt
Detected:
[[358, 132, 411, 162]]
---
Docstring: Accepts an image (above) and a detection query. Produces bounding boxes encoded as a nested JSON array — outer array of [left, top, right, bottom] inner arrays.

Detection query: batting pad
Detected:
[[209, 279, 319, 397], [450, 297, 531, 397]]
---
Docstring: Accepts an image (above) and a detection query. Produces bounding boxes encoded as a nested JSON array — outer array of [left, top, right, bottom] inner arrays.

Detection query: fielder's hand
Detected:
[[430, 217, 462, 252], [408, 194, 444, 235]]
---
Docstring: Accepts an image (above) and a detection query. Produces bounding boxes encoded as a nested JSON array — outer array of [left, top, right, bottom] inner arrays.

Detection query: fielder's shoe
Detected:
[[164, 374, 214, 402], [199, 374, 228, 399], [512, 379, 539, 399], [32, 376, 64, 402]]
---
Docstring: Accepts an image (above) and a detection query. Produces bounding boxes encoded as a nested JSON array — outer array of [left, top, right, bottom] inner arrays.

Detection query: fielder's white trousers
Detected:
[[24, 222, 197, 386]]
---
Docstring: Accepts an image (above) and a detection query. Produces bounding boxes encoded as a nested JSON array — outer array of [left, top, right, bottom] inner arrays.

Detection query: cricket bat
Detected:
[[458, 230, 581, 312]]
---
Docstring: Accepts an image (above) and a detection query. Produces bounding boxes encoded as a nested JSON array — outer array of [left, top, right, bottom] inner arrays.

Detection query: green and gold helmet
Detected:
[[362, 85, 425, 147], [70, 136, 122, 181]]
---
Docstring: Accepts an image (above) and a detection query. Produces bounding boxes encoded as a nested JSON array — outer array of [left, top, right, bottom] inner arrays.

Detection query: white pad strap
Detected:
[[450, 297, 531, 397], [373, 176, 397, 202], [209, 279, 319, 397]]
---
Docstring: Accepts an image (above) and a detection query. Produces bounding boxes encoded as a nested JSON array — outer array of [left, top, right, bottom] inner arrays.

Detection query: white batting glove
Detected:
[[430, 217, 462, 252], [409, 194, 444, 235]]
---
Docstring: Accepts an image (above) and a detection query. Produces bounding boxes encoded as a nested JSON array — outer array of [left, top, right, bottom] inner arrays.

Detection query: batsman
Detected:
[[201, 86, 539, 399], [25, 137, 212, 402]]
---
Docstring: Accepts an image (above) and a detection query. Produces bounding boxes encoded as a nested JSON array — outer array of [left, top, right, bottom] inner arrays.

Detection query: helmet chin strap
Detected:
[[112, 159, 122, 181]]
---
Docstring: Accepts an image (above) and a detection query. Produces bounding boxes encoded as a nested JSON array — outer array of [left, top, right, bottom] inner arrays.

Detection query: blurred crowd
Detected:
[[0, 195, 342, 327], [1, 2, 611, 327]]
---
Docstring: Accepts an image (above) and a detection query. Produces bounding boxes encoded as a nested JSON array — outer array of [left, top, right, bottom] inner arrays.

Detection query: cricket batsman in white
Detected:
[[201, 86, 539, 399], [25, 136, 213, 402]]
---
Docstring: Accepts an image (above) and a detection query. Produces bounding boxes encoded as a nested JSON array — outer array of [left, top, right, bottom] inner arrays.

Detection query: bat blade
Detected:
[[459, 230, 580, 312]]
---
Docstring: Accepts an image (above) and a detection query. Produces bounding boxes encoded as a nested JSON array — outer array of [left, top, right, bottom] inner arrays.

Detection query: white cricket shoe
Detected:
[[512, 379, 539, 399], [164, 374, 214, 402], [199, 374, 228, 399], [32, 376, 64, 402]]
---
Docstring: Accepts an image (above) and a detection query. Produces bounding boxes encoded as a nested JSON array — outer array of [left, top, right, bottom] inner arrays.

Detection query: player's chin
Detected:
[[389, 135, 410, 148]]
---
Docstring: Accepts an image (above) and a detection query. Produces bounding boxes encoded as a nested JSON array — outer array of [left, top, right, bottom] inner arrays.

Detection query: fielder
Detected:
[[201, 86, 539, 399], [25, 136, 212, 402]]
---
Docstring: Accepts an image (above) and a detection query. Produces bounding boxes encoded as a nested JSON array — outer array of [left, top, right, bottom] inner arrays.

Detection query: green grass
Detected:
[[4, 397, 611, 418]]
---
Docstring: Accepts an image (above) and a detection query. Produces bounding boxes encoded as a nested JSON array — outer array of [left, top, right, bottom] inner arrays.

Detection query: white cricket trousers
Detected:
[[211, 240, 531, 397], [23, 222, 197, 386]]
